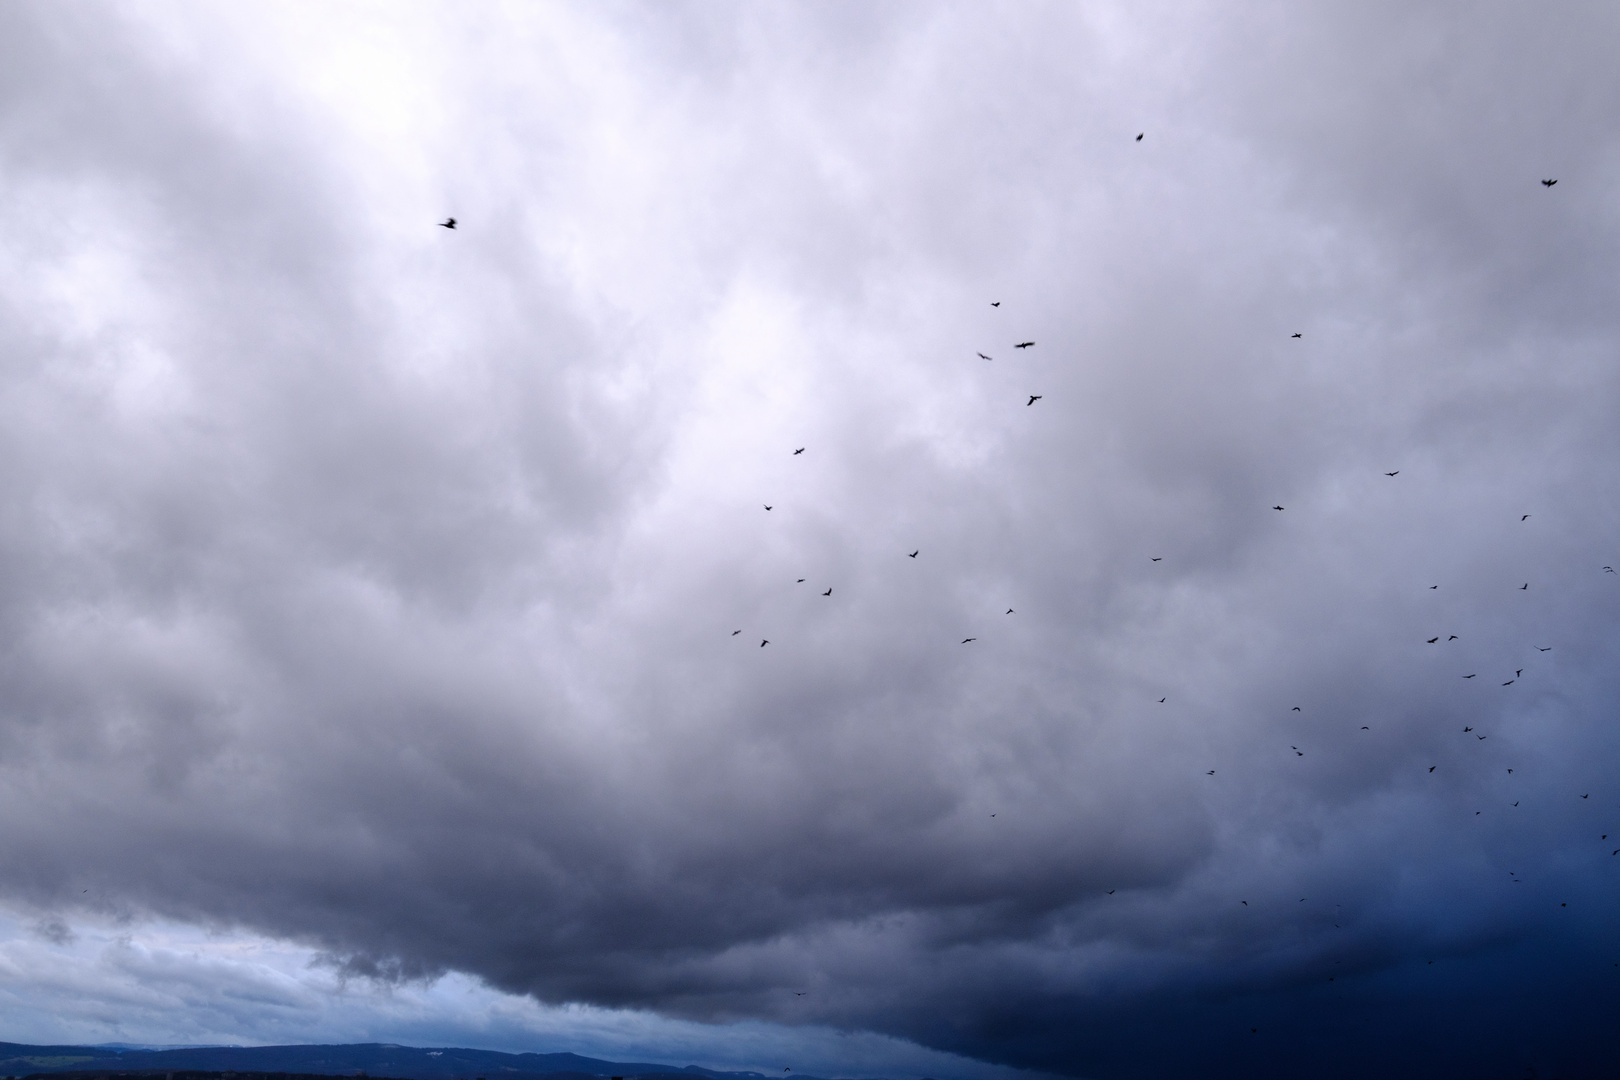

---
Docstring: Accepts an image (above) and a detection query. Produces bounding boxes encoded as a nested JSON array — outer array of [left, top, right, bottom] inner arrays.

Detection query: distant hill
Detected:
[[0, 1043, 895, 1080]]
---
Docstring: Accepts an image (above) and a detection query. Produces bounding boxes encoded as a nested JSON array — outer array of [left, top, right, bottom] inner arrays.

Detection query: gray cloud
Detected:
[[1, 3, 1618, 1076]]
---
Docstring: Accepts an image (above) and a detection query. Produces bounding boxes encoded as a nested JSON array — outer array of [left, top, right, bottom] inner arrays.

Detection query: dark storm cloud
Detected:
[[1, 3, 1618, 1077]]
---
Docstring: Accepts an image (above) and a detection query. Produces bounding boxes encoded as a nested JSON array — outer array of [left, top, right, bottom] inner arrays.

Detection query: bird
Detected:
[[1542, 179, 1557, 187], [1027, 395, 1043, 405], [793, 447, 804, 455], [1015, 341, 1035, 349], [794, 992, 806, 996], [1503, 679, 1516, 685], [1431, 585, 1439, 589], [962, 638, 976, 643], [1107, 889, 1115, 894], [1429, 766, 1436, 772], [1520, 583, 1528, 590], [1006, 608, 1015, 614], [1446, 635, 1458, 641], [1135, 133, 1144, 141], [1151, 556, 1162, 561], [797, 578, 805, 583], [1158, 697, 1166, 703], [1385, 471, 1399, 476], [1464, 675, 1476, 679], [1507, 769, 1513, 774], [1463, 726, 1472, 732], [1582, 794, 1589, 799], [1478, 735, 1489, 740], [1427, 637, 1439, 644], [1522, 514, 1531, 521], [1537, 646, 1551, 652], [1605, 567, 1615, 573], [822, 588, 832, 596], [732, 630, 741, 636], [1292, 706, 1301, 711], [1516, 669, 1522, 677], [1207, 770, 1216, 775], [978, 352, 994, 360], [1291, 333, 1302, 338], [1361, 725, 1369, 730], [1241, 900, 1247, 905], [439, 217, 456, 229], [1272, 505, 1285, 511], [908, 551, 918, 558], [991, 301, 1001, 307], [764, 504, 773, 510], [760, 640, 769, 647]]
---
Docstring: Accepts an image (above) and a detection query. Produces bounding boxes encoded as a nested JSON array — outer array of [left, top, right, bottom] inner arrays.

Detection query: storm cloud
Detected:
[[1, 3, 1618, 1077]]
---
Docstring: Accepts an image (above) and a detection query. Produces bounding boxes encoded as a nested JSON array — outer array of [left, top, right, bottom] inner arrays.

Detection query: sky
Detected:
[[0, 2, 1617, 1078]]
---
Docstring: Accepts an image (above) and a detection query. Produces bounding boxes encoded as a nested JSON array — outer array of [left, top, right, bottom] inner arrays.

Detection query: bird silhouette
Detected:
[[1385, 471, 1399, 476], [1027, 395, 1042, 405], [1464, 675, 1476, 679], [1241, 900, 1247, 905], [1520, 583, 1528, 590], [732, 630, 741, 636], [1582, 794, 1589, 799], [1135, 133, 1144, 141], [1516, 669, 1522, 677], [1007, 608, 1015, 614], [991, 301, 1001, 307], [794, 992, 806, 996], [1425, 636, 1439, 644], [764, 504, 773, 510], [1015, 341, 1035, 349], [1431, 585, 1439, 589], [1537, 646, 1551, 651], [978, 352, 994, 360], [1542, 179, 1557, 187], [1522, 514, 1531, 521], [1208, 770, 1216, 775], [1291, 333, 1302, 338], [761, 640, 769, 647], [1503, 680, 1514, 686], [1292, 706, 1301, 711], [1273, 505, 1285, 511], [1605, 567, 1615, 573], [439, 217, 456, 229], [798, 578, 805, 583], [793, 447, 804, 455], [962, 638, 976, 643], [822, 588, 832, 596], [908, 551, 918, 558], [1449, 635, 1458, 640], [1429, 766, 1436, 772], [1507, 769, 1513, 774], [1361, 725, 1369, 730], [1159, 697, 1166, 703], [1464, 726, 1472, 731]]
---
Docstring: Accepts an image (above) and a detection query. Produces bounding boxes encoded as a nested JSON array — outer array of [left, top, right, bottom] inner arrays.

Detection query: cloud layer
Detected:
[[1, 3, 1618, 1076]]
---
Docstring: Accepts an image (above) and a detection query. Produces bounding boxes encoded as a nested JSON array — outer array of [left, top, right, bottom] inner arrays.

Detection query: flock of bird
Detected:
[[438, 163, 1614, 1019]]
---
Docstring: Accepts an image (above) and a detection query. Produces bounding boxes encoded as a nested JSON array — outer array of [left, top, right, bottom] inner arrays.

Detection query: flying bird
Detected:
[[1463, 675, 1476, 679], [1159, 697, 1166, 703], [1151, 556, 1162, 561], [1503, 680, 1514, 686], [1027, 395, 1043, 405], [1522, 514, 1531, 521], [1291, 333, 1302, 338], [1107, 889, 1115, 894], [1479, 734, 1489, 739], [760, 640, 769, 647], [1582, 794, 1589, 799], [1361, 726, 1369, 730], [1428, 637, 1439, 644], [1520, 583, 1528, 590], [764, 504, 773, 510], [1464, 726, 1472, 731], [1385, 471, 1399, 476], [1272, 505, 1285, 511], [1292, 707, 1301, 711], [978, 352, 994, 360], [1448, 635, 1458, 640], [1135, 133, 1144, 141], [797, 578, 805, 583], [991, 301, 1001, 306], [439, 217, 456, 229], [1605, 567, 1614, 573], [1537, 646, 1551, 651], [962, 638, 977, 643], [1208, 770, 1216, 775], [822, 588, 832, 596], [1516, 669, 1522, 677], [1431, 585, 1439, 589], [1007, 608, 1015, 614], [908, 551, 918, 558], [1015, 341, 1035, 349], [1241, 900, 1247, 905], [1429, 766, 1436, 772], [732, 630, 741, 636], [793, 447, 804, 455], [1542, 179, 1557, 187]]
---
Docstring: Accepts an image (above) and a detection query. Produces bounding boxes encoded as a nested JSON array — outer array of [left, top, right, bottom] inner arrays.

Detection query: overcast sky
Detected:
[[1, 3, 1618, 1078]]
